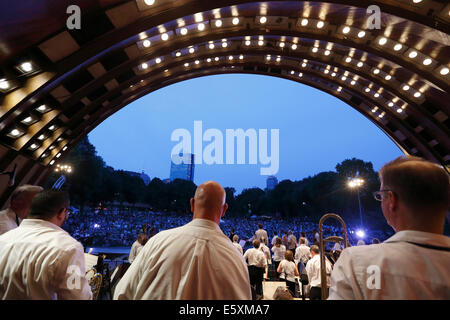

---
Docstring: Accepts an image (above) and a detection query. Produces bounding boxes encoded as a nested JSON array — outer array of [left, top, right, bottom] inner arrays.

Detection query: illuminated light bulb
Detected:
[[141, 63, 148, 69], [215, 20, 222, 27], [38, 134, 45, 140], [412, 0, 422, 3], [197, 23, 205, 31], [403, 85, 410, 91], [195, 60, 200, 64], [189, 47, 195, 54], [409, 51, 417, 59], [260, 16, 267, 24], [222, 42, 228, 48], [175, 51, 181, 57], [215, 57, 219, 61], [440, 67, 449, 75], [0, 79, 9, 90], [302, 63, 307, 68], [337, 87, 342, 92], [10, 129, 20, 136], [324, 50, 330, 56], [397, 108, 403, 113], [317, 21, 324, 29], [180, 28, 188, 35], [345, 57, 352, 63], [331, 72, 336, 77], [23, 117, 32, 123], [239, 55, 244, 60], [291, 43, 297, 50], [423, 58, 432, 65], [374, 93, 380, 98], [207, 58, 212, 62], [342, 26, 350, 34], [379, 37, 387, 45], [144, 0, 155, 5], [161, 33, 169, 41], [21, 62, 33, 72], [279, 42, 285, 48], [373, 68, 380, 74], [299, 72, 303, 77], [266, 55, 271, 61], [49, 125, 55, 130], [414, 91, 421, 98], [358, 31, 366, 38], [341, 75, 347, 81], [50, 160, 55, 165], [301, 19, 308, 26], [143, 39, 151, 47], [385, 75, 392, 80], [290, 70, 295, 75], [365, 87, 371, 93], [276, 57, 281, 62], [232, 17, 239, 25], [351, 80, 356, 85], [155, 58, 161, 64], [63, 146, 68, 151], [30, 144, 37, 149], [184, 63, 189, 67], [324, 69, 329, 74], [312, 47, 318, 53], [258, 40, 264, 46], [245, 40, 251, 46], [388, 102, 394, 107], [209, 43, 215, 49], [394, 43, 402, 51], [357, 61, 363, 67], [228, 56, 233, 60]]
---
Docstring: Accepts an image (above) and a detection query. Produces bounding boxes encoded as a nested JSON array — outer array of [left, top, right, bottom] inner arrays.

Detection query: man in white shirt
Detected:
[[329, 156, 450, 300], [243, 239, 267, 299], [0, 190, 92, 300], [295, 237, 311, 267], [255, 224, 268, 246], [271, 231, 279, 247], [232, 235, 243, 255], [287, 230, 297, 255], [305, 245, 332, 300], [113, 181, 251, 300], [0, 185, 43, 235]]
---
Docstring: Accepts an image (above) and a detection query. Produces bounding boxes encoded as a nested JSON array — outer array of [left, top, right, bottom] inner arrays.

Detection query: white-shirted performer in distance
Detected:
[[0, 190, 92, 299], [113, 181, 252, 300], [129, 233, 148, 263], [328, 156, 450, 300], [0, 185, 43, 235]]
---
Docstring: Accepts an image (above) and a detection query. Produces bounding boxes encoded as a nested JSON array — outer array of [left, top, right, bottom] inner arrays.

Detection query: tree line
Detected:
[[44, 137, 387, 229]]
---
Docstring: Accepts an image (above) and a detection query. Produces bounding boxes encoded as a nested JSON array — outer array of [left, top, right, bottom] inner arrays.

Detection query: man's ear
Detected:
[[57, 208, 66, 220], [190, 198, 195, 213], [221, 203, 228, 218], [388, 191, 398, 212]]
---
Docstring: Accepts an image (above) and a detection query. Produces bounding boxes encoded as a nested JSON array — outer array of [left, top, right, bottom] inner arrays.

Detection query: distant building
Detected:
[[266, 175, 278, 190], [170, 153, 195, 182], [124, 170, 151, 186], [162, 178, 171, 184]]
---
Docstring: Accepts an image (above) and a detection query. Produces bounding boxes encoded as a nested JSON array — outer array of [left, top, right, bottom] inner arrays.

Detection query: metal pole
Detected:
[[357, 187, 363, 228]]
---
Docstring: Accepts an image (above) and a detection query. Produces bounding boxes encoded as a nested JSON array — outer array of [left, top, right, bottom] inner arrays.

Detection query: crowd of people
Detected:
[[0, 155, 449, 300]]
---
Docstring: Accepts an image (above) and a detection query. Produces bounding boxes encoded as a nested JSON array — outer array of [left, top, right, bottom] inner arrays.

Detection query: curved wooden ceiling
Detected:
[[0, 0, 449, 203]]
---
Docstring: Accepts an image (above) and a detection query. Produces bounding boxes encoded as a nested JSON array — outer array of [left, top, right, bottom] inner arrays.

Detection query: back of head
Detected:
[[192, 181, 226, 222], [28, 190, 70, 220], [288, 230, 293, 235], [299, 237, 306, 244], [137, 233, 148, 245], [10, 185, 43, 204], [258, 223, 263, 229], [372, 238, 380, 244], [310, 245, 320, 255], [379, 156, 449, 215], [275, 237, 282, 246], [233, 234, 239, 242], [284, 250, 294, 261], [253, 239, 260, 249]]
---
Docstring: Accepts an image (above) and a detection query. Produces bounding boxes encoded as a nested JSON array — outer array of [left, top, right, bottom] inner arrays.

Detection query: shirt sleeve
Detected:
[[56, 244, 93, 300], [328, 249, 355, 300]]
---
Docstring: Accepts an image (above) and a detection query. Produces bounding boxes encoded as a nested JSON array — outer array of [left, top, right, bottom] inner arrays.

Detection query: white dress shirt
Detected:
[[328, 230, 450, 300], [113, 218, 251, 300], [305, 254, 332, 288], [233, 241, 243, 255], [0, 219, 92, 300], [244, 248, 267, 268], [255, 229, 269, 245], [278, 260, 297, 282], [271, 245, 286, 262], [129, 240, 143, 263], [0, 208, 20, 236], [259, 243, 271, 264], [295, 244, 311, 265], [287, 234, 297, 250], [271, 235, 279, 246]]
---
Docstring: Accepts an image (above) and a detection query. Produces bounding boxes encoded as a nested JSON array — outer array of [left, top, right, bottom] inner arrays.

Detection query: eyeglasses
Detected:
[[372, 190, 393, 201]]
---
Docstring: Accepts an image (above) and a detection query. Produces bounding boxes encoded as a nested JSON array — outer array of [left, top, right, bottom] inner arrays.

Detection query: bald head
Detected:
[[191, 181, 228, 224]]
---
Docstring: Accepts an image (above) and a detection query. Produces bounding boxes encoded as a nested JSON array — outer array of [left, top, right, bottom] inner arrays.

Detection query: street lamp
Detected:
[[52, 164, 73, 189], [348, 177, 364, 228]]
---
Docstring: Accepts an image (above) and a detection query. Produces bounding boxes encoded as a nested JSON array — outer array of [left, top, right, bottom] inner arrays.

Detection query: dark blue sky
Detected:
[[88, 74, 402, 194]]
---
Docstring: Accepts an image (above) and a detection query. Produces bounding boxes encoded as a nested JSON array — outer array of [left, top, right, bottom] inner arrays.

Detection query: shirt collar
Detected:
[[20, 218, 65, 232], [188, 218, 222, 232], [384, 230, 450, 247]]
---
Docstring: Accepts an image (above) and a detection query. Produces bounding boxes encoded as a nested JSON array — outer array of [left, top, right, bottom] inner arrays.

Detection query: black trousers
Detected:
[[248, 266, 264, 297], [310, 286, 328, 300], [285, 280, 296, 297]]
